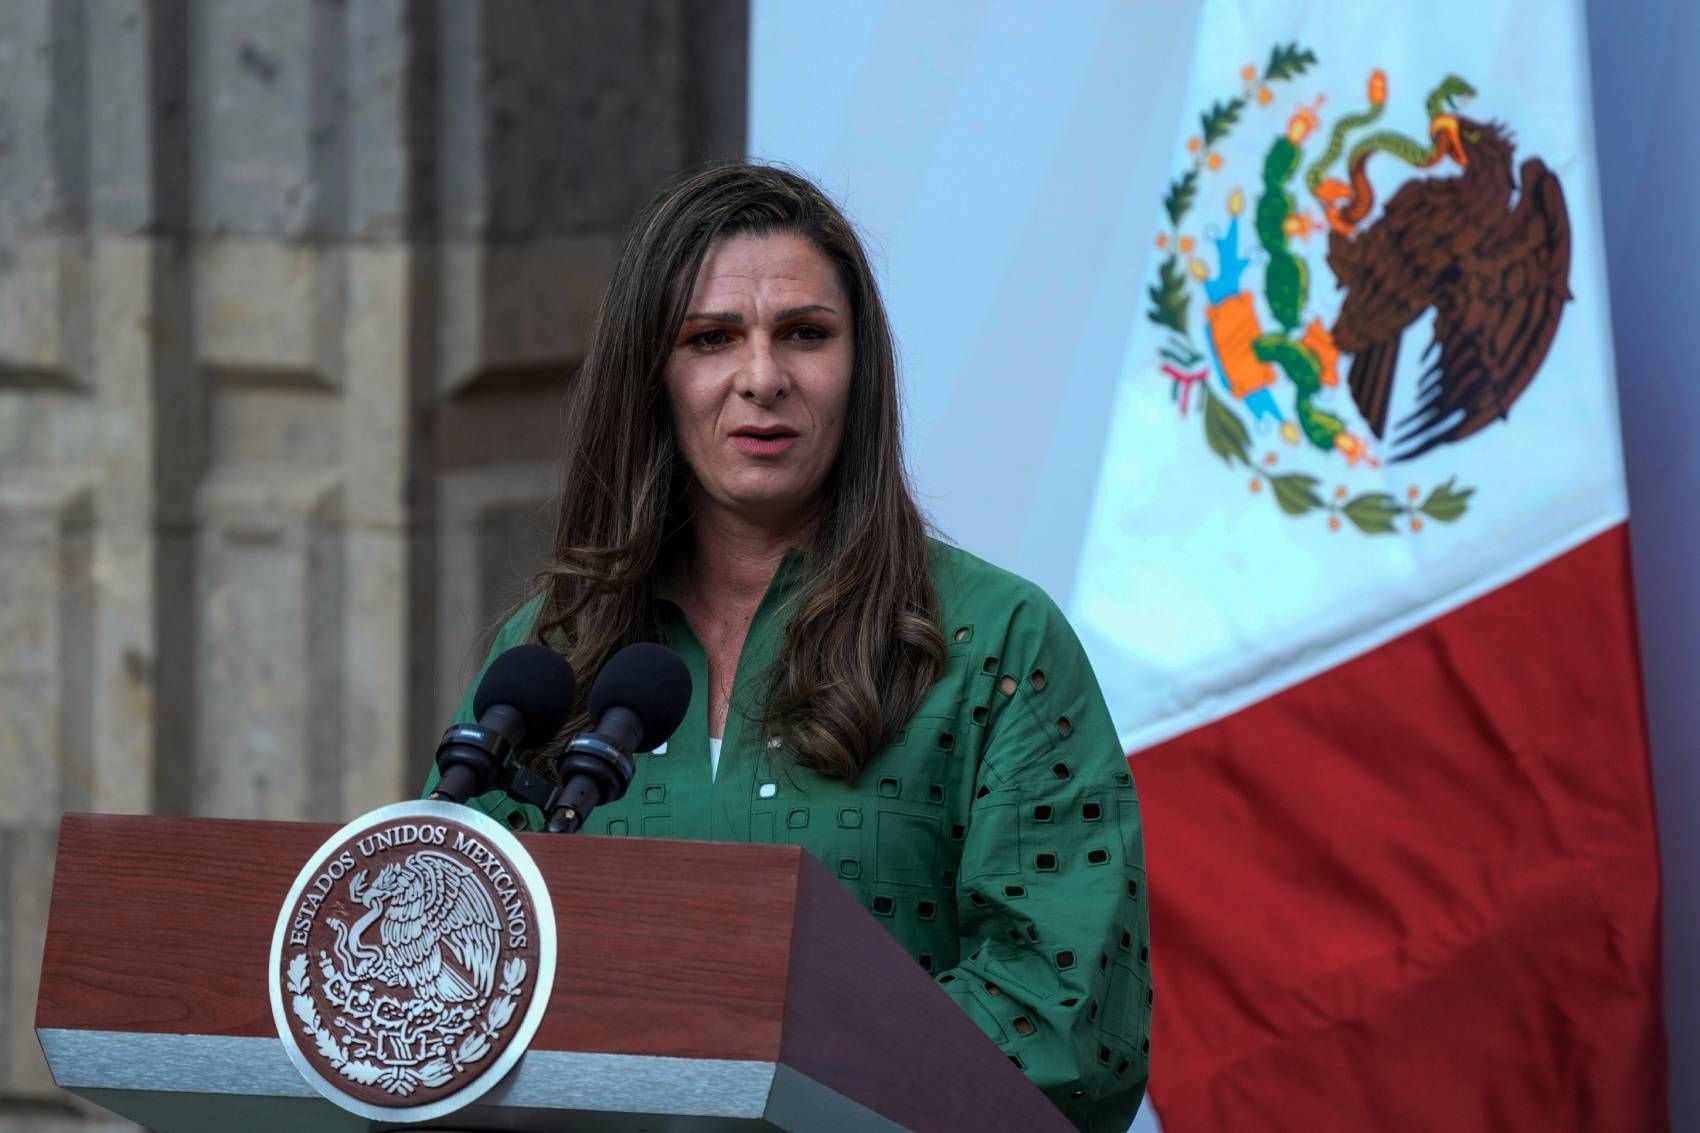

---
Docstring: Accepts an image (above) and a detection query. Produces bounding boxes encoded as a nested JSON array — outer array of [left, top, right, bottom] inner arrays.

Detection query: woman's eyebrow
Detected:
[[681, 304, 838, 324], [775, 304, 837, 320]]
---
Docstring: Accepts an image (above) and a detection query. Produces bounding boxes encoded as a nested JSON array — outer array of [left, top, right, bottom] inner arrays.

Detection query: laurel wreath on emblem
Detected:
[[1148, 42, 1488, 535], [286, 950, 526, 1096]]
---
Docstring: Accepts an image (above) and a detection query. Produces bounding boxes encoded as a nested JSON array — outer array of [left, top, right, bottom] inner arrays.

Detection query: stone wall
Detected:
[[0, 0, 745, 1120]]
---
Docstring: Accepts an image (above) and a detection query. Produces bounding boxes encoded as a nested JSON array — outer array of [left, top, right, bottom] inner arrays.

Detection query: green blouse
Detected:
[[421, 541, 1151, 1129]]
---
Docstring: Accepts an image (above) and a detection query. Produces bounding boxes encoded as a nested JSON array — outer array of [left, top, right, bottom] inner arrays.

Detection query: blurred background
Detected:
[[0, 2, 746, 1125], [0, 1, 1692, 1129]]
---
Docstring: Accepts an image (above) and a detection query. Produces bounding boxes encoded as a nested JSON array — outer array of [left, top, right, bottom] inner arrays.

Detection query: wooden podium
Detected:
[[35, 813, 1069, 1131]]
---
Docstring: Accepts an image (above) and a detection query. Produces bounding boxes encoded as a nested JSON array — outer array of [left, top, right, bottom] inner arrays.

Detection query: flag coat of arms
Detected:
[[1068, 1, 1666, 1127]]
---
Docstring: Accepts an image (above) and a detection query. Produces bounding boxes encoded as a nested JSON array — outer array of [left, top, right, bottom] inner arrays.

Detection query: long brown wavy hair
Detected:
[[528, 162, 945, 781]]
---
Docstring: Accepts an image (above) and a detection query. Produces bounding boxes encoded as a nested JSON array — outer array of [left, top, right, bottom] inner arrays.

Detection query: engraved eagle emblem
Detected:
[[326, 851, 501, 1007], [273, 806, 549, 1113]]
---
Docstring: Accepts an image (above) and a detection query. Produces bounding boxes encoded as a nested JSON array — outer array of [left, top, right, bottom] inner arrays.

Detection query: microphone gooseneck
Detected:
[[546, 644, 691, 833], [430, 644, 576, 804]]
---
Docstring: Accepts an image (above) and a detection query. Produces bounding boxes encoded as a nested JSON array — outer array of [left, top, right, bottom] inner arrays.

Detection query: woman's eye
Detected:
[[787, 324, 828, 342], [689, 329, 731, 349]]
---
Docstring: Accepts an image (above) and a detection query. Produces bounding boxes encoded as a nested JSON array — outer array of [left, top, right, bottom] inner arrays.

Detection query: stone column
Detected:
[[0, 0, 745, 1116]]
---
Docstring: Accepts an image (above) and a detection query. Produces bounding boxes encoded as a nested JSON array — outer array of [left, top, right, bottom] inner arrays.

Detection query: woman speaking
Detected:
[[422, 163, 1150, 1129]]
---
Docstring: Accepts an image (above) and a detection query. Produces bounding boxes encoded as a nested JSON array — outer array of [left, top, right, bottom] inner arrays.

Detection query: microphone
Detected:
[[545, 643, 691, 833], [430, 644, 575, 804]]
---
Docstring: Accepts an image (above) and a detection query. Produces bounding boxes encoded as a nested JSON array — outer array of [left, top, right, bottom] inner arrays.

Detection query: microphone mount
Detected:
[[545, 706, 643, 833], [429, 704, 524, 804]]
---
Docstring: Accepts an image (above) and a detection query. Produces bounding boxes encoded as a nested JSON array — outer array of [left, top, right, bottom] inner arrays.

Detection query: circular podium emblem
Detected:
[[268, 800, 555, 1122]]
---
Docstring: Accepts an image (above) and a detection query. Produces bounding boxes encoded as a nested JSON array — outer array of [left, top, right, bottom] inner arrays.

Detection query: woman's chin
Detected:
[[702, 477, 821, 527]]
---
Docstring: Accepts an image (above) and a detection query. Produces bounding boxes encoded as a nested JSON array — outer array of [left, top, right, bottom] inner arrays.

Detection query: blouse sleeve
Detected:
[[932, 591, 1151, 1131], [418, 596, 547, 832]]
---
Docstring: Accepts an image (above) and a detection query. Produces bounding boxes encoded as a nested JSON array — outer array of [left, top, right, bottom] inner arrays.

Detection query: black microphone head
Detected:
[[588, 643, 692, 752], [474, 644, 576, 751]]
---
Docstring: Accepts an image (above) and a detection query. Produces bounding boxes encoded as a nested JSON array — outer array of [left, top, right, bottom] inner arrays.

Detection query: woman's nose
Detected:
[[738, 333, 789, 404]]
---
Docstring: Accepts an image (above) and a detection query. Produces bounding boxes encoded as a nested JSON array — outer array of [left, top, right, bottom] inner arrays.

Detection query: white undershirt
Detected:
[[708, 736, 723, 781]]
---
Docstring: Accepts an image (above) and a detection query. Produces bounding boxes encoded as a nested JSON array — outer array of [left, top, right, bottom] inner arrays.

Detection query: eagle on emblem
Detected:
[[1327, 108, 1573, 460], [327, 851, 502, 1007]]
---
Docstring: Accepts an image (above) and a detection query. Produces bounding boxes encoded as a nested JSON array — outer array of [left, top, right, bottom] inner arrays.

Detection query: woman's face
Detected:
[[664, 231, 854, 530]]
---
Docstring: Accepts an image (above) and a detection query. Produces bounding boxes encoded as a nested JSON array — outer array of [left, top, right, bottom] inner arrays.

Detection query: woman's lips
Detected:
[[731, 433, 798, 456]]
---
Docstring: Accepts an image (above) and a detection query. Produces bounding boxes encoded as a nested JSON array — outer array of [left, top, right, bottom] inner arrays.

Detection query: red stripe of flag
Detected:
[[1135, 525, 1667, 1130]]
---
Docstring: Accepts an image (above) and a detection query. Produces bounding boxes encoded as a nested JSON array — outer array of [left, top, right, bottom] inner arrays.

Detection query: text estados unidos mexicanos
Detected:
[[287, 823, 530, 950]]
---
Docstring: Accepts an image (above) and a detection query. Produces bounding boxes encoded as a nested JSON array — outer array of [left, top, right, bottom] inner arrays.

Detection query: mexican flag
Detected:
[[1068, 1, 1667, 1127]]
